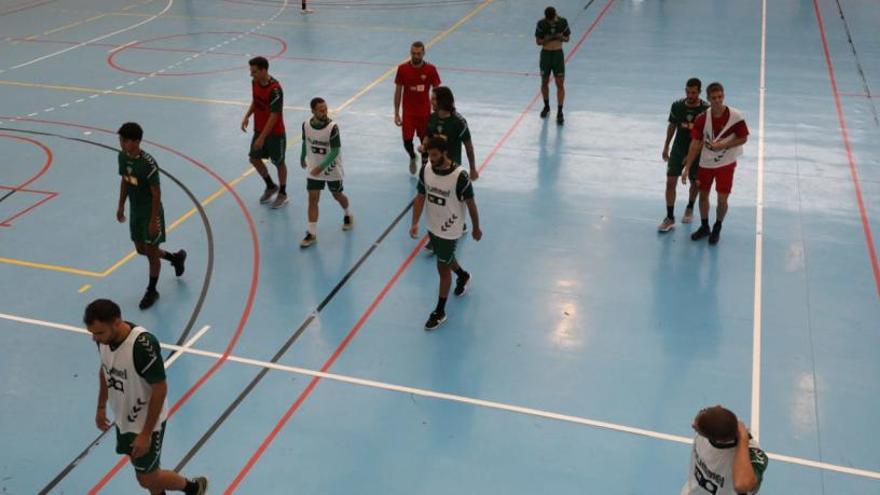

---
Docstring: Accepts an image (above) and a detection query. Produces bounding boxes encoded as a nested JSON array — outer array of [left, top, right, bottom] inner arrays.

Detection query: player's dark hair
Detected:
[[434, 86, 455, 113], [425, 136, 448, 153], [686, 77, 702, 91], [310, 97, 326, 110], [411, 41, 425, 50], [117, 122, 143, 141], [545, 6, 557, 19], [707, 82, 724, 95], [84, 299, 122, 325], [696, 406, 738, 444], [249, 56, 269, 71]]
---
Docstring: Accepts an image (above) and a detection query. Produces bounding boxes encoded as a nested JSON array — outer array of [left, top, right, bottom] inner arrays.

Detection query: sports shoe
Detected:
[[409, 156, 417, 175], [259, 184, 279, 204], [424, 238, 434, 254], [271, 193, 289, 209], [709, 223, 722, 245], [682, 208, 694, 224], [300, 8, 314, 14], [171, 249, 187, 277], [691, 225, 711, 241], [139, 290, 159, 310], [556, 112, 565, 125], [342, 214, 354, 231], [454, 272, 471, 297], [189, 477, 208, 495], [657, 217, 675, 233], [424, 311, 446, 331], [540, 106, 550, 118], [299, 232, 316, 248]]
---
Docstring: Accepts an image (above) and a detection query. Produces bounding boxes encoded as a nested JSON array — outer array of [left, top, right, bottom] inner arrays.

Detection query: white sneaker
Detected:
[[300, 8, 314, 14], [270, 193, 289, 209], [342, 214, 354, 231], [682, 208, 694, 224], [658, 217, 675, 232]]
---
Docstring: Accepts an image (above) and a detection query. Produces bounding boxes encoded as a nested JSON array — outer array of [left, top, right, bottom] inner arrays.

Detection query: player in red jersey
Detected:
[[394, 41, 441, 175]]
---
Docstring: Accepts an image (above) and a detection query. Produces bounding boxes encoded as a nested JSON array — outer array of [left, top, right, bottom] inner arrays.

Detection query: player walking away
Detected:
[[682, 82, 749, 245], [116, 123, 186, 310], [535, 6, 571, 125], [659, 78, 708, 232], [394, 41, 441, 175], [85, 299, 207, 495], [299, 97, 352, 248], [241, 56, 289, 209], [681, 405, 768, 495], [410, 137, 482, 331], [424, 86, 478, 181]]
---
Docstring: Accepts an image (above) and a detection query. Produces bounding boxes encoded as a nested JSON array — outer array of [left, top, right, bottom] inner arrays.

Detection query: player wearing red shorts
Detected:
[[394, 41, 441, 175], [681, 82, 749, 245]]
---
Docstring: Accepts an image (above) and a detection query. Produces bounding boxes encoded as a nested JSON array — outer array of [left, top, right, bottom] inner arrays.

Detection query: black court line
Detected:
[[174, 199, 414, 470], [834, 0, 879, 126], [0, 127, 215, 494]]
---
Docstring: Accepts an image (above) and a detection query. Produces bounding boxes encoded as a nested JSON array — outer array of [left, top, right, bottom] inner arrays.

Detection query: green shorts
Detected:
[[129, 209, 166, 246], [667, 150, 699, 180], [428, 232, 458, 265], [249, 133, 286, 166], [116, 422, 166, 473], [540, 49, 565, 78], [307, 178, 343, 193]]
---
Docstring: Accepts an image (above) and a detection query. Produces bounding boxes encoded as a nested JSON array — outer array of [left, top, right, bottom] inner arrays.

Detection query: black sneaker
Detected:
[[454, 272, 471, 297], [259, 184, 279, 204], [342, 214, 354, 231], [139, 290, 159, 310], [556, 112, 565, 125], [171, 249, 187, 277], [424, 311, 446, 331], [691, 225, 711, 241], [540, 106, 550, 118], [187, 477, 208, 495], [299, 232, 316, 248], [708, 223, 722, 245]]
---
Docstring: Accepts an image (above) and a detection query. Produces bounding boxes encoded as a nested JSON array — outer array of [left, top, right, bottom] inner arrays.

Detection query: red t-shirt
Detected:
[[691, 107, 748, 143], [395, 62, 441, 117], [252, 77, 285, 135]]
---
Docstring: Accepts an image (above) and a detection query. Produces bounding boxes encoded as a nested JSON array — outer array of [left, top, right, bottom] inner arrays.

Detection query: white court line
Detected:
[[10, 0, 173, 70], [751, 0, 768, 441], [3, 310, 880, 482], [165, 324, 211, 367]]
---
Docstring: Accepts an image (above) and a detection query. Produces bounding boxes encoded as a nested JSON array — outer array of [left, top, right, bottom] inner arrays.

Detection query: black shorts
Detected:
[[307, 178, 343, 192]]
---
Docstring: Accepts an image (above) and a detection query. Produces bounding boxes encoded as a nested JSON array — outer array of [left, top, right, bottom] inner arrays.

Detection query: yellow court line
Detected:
[[0, 0, 493, 279], [77, 284, 92, 293], [41, 13, 107, 36], [0, 80, 309, 111]]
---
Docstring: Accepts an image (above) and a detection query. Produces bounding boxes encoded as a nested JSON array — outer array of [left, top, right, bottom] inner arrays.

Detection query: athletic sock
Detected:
[[558, 105, 563, 114], [262, 174, 275, 188], [453, 267, 467, 278], [713, 220, 723, 231], [701, 218, 709, 229], [686, 200, 695, 209], [307, 222, 317, 235], [279, 184, 287, 195], [147, 276, 158, 293], [543, 98, 550, 109], [161, 251, 176, 262], [666, 206, 674, 220], [344, 208, 351, 216], [403, 140, 416, 159], [435, 297, 447, 314]]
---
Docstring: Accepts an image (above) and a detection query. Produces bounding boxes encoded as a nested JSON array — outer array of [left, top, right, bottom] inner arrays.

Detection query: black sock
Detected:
[[453, 267, 467, 278], [279, 184, 287, 195], [184, 479, 198, 494], [421, 153, 428, 165], [713, 220, 723, 232], [161, 251, 175, 262], [262, 174, 275, 188], [543, 98, 550, 108], [701, 219, 709, 228], [403, 140, 416, 159], [435, 297, 447, 314], [666, 206, 674, 220], [147, 276, 158, 293], [558, 105, 563, 114], [686, 200, 695, 209]]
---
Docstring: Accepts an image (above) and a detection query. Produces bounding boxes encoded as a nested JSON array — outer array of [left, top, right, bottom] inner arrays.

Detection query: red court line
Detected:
[[0, 0, 58, 16], [0, 191, 57, 227], [812, 0, 880, 299], [224, 0, 617, 491], [0, 133, 53, 190]]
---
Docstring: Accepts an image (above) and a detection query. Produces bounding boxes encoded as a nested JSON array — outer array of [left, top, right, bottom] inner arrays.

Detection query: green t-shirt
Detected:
[[535, 16, 571, 43], [107, 323, 166, 384], [118, 150, 160, 217], [426, 111, 471, 165], [668, 98, 708, 155]]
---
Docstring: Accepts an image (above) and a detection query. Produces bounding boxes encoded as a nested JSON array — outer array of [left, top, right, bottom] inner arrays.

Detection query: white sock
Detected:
[[344, 208, 351, 216], [308, 222, 316, 235]]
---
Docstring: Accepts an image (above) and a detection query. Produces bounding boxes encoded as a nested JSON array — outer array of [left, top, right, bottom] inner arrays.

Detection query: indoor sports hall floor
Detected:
[[1, 0, 879, 493]]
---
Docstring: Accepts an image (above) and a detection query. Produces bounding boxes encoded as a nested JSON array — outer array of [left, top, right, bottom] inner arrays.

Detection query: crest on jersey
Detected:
[[420, 74, 427, 80]]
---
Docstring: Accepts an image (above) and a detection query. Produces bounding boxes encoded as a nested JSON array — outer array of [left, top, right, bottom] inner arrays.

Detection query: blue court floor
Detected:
[[1, 0, 880, 493]]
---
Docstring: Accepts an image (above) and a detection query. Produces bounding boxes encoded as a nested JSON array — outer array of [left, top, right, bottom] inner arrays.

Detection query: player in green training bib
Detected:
[[86, 299, 207, 494], [424, 86, 478, 181], [535, 6, 571, 124], [116, 123, 187, 310], [659, 78, 709, 232]]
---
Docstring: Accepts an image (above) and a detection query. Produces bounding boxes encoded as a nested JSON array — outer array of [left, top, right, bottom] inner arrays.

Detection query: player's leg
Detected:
[[709, 165, 735, 244], [141, 243, 162, 309], [416, 116, 430, 167], [130, 425, 207, 494], [401, 116, 418, 174], [269, 136, 289, 208], [659, 175, 678, 232], [425, 233, 457, 330], [554, 50, 566, 124], [450, 258, 470, 296], [329, 182, 352, 230], [691, 167, 714, 241], [249, 134, 278, 203], [540, 50, 551, 117], [301, 182, 322, 247], [685, 163, 699, 223]]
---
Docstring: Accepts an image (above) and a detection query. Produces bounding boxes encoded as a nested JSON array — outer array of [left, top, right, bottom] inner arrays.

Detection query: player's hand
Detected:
[[95, 407, 110, 431], [116, 208, 125, 223], [300, 159, 307, 169], [148, 218, 159, 237], [469, 168, 479, 181], [681, 168, 689, 185], [253, 136, 265, 151], [394, 114, 402, 127], [737, 421, 750, 442], [130, 432, 150, 459], [409, 224, 419, 239], [662, 146, 670, 162], [310, 166, 321, 176], [709, 139, 726, 151], [240, 116, 249, 133], [472, 226, 482, 241]]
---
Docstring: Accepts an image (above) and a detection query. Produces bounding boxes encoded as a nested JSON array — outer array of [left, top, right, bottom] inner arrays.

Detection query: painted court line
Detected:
[[3, 310, 879, 483], [751, 0, 767, 442]]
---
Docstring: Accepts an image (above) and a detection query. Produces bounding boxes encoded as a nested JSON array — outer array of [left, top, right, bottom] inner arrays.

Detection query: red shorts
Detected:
[[697, 162, 736, 194], [402, 113, 429, 142]]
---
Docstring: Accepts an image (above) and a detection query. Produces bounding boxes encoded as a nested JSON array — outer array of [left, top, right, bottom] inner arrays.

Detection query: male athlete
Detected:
[[424, 86, 478, 181], [116, 122, 186, 310], [682, 82, 749, 245], [86, 299, 207, 494], [241, 56, 288, 208], [299, 97, 353, 248], [681, 405, 768, 495], [659, 78, 708, 232], [394, 41, 441, 174], [535, 6, 571, 124], [410, 137, 482, 330]]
